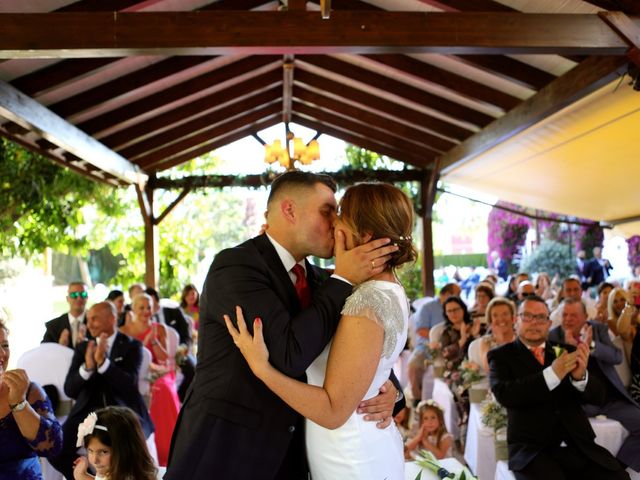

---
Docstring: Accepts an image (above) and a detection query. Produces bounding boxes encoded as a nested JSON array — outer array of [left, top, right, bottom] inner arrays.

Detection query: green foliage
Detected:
[[0, 138, 127, 259], [396, 261, 423, 303], [434, 253, 487, 268], [519, 240, 575, 278]]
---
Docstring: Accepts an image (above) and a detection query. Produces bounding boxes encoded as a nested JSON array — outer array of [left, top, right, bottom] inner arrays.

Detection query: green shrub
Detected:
[[519, 240, 574, 278]]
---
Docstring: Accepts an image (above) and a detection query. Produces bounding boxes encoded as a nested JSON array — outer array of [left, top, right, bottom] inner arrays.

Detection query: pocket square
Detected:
[[113, 356, 124, 362]]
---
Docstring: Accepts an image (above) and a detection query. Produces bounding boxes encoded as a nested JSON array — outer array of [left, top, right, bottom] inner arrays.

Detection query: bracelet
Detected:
[[9, 399, 28, 412]]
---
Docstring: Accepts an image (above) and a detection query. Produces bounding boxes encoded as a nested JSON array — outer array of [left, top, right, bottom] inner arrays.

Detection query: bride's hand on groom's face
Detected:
[[224, 306, 270, 377], [356, 379, 396, 429], [333, 230, 399, 285]]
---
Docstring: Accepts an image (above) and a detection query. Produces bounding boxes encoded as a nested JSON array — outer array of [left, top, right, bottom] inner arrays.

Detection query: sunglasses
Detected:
[[69, 291, 88, 299]]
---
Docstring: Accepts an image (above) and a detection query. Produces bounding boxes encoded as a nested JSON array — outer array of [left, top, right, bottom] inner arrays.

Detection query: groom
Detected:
[[166, 171, 401, 480]]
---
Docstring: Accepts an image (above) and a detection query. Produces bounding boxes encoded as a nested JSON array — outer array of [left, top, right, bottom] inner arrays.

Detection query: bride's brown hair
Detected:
[[339, 182, 417, 269]]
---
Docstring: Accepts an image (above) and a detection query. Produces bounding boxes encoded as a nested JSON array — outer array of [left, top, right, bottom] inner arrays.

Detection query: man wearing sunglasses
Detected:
[[42, 282, 91, 349]]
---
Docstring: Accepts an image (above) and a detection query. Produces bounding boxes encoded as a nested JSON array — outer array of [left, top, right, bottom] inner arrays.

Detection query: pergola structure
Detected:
[[1, 0, 639, 294]]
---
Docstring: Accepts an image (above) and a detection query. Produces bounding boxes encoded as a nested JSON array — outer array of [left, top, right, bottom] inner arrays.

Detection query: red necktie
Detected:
[[291, 264, 311, 309], [531, 345, 545, 365]]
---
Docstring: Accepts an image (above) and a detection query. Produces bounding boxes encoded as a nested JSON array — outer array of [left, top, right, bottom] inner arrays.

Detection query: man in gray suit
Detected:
[[548, 297, 640, 473]]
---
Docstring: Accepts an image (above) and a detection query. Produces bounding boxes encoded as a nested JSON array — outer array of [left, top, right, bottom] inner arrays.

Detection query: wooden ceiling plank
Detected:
[[363, 54, 519, 110], [122, 87, 281, 159], [0, 12, 631, 57], [146, 116, 280, 172], [11, 58, 117, 97], [77, 55, 278, 135], [102, 69, 282, 149], [293, 85, 456, 152], [418, 0, 514, 12], [295, 69, 473, 140], [50, 56, 217, 118], [291, 113, 428, 168], [599, 11, 640, 66], [0, 80, 145, 184], [55, 0, 147, 11], [453, 54, 555, 91], [293, 101, 439, 160], [585, 1, 640, 15], [136, 103, 281, 168], [439, 55, 629, 174], [303, 55, 493, 127]]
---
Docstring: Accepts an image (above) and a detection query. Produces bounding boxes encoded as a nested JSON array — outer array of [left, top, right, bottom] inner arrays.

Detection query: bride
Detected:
[[225, 182, 416, 479]]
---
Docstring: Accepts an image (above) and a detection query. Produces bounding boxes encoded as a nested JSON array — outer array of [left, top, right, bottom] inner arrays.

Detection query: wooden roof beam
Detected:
[[147, 116, 281, 172], [294, 69, 473, 141], [599, 11, 640, 66], [293, 102, 438, 163], [0, 12, 634, 58], [292, 85, 456, 153], [439, 55, 629, 174], [292, 114, 430, 168], [122, 87, 282, 160], [302, 55, 493, 127], [77, 55, 279, 135], [136, 104, 281, 168], [102, 69, 282, 150], [282, 56, 294, 124], [0, 80, 146, 185]]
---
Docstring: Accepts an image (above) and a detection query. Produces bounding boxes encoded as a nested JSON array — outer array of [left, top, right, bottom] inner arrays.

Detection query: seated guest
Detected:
[[616, 292, 640, 405], [608, 287, 629, 337], [488, 295, 629, 480], [180, 283, 200, 332], [550, 277, 597, 326], [118, 283, 146, 327], [595, 282, 615, 325], [121, 293, 179, 467], [42, 282, 89, 349], [145, 287, 195, 402], [408, 283, 461, 401], [50, 302, 153, 480], [478, 297, 517, 372], [441, 296, 478, 371], [470, 283, 494, 330], [0, 316, 63, 478], [106, 289, 125, 317], [548, 298, 640, 474], [517, 280, 536, 304], [535, 272, 556, 301], [507, 273, 529, 302]]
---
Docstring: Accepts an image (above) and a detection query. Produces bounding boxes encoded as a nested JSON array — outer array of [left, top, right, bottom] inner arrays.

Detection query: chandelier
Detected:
[[264, 130, 320, 170]]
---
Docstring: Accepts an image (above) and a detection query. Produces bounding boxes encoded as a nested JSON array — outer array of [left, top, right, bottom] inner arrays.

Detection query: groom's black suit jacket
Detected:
[[166, 234, 354, 480], [488, 338, 620, 473]]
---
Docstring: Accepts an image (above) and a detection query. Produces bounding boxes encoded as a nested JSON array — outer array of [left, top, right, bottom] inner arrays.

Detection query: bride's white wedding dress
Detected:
[[305, 280, 408, 480]]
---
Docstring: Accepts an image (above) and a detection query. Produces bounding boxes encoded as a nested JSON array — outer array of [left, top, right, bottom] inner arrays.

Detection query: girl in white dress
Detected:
[[225, 182, 416, 480], [405, 400, 453, 460]]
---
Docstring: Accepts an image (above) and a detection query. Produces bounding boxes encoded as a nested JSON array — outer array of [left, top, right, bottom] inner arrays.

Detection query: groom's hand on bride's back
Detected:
[[355, 379, 397, 429], [333, 230, 399, 285]]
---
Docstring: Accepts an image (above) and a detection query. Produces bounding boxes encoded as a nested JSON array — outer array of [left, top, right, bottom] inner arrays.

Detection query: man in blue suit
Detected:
[[548, 298, 640, 473]]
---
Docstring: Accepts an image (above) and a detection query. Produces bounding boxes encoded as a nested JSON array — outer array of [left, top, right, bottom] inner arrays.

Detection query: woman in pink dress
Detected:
[[120, 293, 180, 466]]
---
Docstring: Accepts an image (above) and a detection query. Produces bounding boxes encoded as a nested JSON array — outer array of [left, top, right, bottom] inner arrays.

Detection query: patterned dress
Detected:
[[0, 383, 62, 480]]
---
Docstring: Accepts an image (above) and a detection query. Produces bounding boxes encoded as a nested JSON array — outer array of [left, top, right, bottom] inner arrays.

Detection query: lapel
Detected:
[[110, 332, 126, 362], [254, 234, 299, 311]]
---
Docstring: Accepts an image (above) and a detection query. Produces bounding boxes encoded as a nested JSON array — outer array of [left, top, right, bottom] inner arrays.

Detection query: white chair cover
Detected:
[[612, 336, 632, 388], [165, 325, 179, 359], [138, 346, 153, 399], [429, 322, 446, 344], [18, 344, 74, 480], [468, 337, 484, 370]]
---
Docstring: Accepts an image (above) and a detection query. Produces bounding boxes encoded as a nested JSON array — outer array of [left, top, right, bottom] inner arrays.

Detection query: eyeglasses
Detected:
[[69, 291, 88, 299], [518, 312, 548, 324], [445, 307, 462, 315]]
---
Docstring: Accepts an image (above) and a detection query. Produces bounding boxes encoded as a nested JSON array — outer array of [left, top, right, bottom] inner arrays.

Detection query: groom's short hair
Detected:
[[267, 170, 336, 206]]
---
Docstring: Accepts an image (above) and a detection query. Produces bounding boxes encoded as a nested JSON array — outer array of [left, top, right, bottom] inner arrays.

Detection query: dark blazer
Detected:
[[549, 321, 638, 407], [166, 234, 353, 480], [42, 313, 75, 348], [488, 338, 619, 473], [63, 331, 153, 438], [162, 307, 191, 346]]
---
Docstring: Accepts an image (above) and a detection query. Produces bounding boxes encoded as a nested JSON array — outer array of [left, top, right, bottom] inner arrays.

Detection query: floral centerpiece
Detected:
[[426, 341, 445, 377], [445, 360, 484, 400], [481, 394, 508, 461], [413, 450, 478, 480]]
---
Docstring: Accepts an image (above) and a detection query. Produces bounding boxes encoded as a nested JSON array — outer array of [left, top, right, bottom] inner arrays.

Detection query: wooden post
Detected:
[[420, 162, 440, 297], [136, 182, 158, 289]]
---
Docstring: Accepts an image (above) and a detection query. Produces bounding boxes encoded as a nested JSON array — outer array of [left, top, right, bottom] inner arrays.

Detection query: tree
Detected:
[[0, 138, 127, 260], [519, 240, 575, 279]]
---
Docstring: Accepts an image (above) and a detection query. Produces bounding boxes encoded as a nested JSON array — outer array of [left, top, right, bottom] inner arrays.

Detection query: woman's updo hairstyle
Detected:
[[339, 182, 417, 269]]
